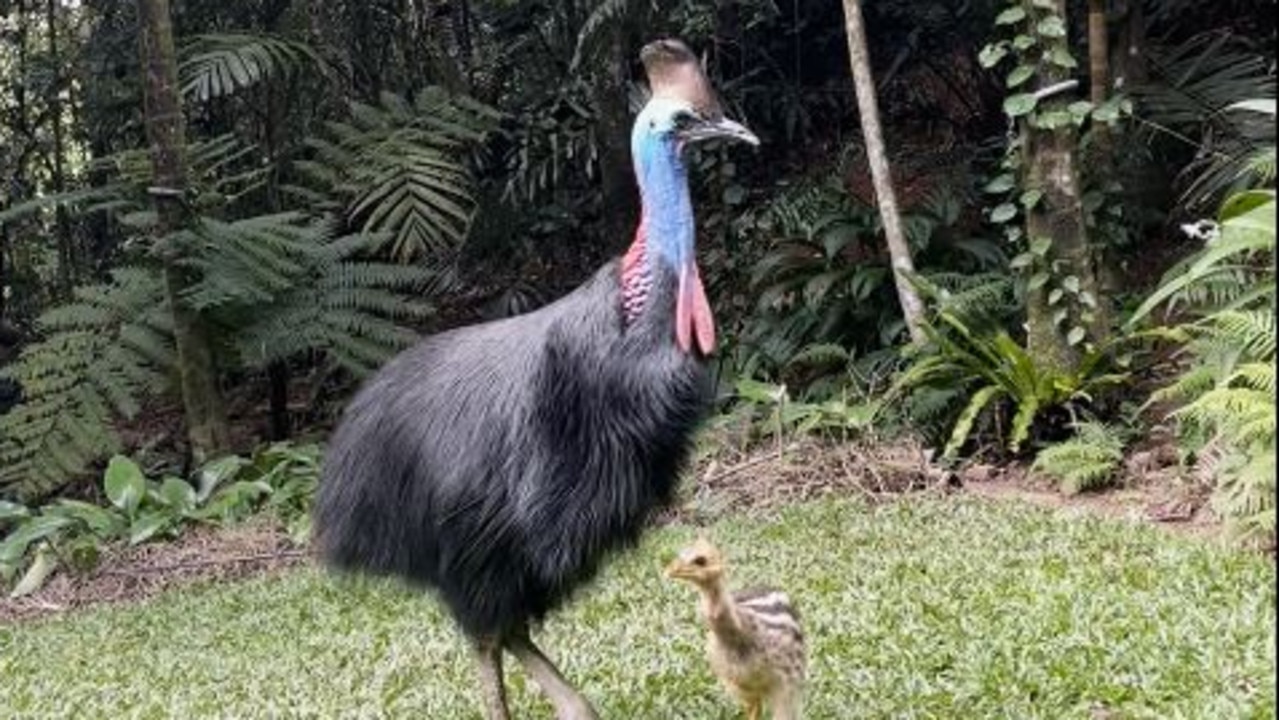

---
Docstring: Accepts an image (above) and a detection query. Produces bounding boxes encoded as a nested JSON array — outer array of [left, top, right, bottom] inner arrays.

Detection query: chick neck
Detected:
[[693, 575, 742, 638]]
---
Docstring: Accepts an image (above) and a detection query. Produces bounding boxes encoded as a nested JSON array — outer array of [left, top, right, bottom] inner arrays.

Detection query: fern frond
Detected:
[[1032, 422, 1127, 495], [0, 270, 172, 501], [294, 91, 495, 263]]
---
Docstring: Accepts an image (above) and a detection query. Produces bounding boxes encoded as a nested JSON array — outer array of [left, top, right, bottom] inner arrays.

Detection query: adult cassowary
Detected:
[[314, 39, 757, 720]]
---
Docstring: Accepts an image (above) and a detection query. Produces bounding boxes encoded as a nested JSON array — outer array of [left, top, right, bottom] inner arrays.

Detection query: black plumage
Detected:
[[315, 261, 708, 639], [313, 38, 758, 720]]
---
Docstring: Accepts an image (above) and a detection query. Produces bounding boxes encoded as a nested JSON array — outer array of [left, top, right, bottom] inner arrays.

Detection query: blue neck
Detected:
[[632, 132, 694, 271]]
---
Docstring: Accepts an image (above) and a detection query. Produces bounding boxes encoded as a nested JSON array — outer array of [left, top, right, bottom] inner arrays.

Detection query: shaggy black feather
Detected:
[[314, 260, 710, 640]]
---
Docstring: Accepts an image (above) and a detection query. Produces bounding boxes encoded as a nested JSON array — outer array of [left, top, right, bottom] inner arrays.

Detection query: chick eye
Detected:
[[691, 556, 707, 567]]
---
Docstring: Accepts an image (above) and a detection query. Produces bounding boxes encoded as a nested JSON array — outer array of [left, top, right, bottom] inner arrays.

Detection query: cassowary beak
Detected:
[[681, 116, 760, 146]]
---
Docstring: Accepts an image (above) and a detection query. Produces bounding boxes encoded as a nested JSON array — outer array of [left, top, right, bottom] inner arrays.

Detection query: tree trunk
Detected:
[[587, 29, 638, 255], [1022, 0, 1107, 372], [1113, 0, 1147, 90], [137, 0, 232, 464], [840, 0, 925, 344], [1087, 0, 1124, 301], [1087, 0, 1110, 126], [47, 0, 75, 297]]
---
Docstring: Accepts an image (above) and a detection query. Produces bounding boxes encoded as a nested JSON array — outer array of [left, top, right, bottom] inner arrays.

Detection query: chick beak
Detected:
[[664, 559, 686, 580], [682, 116, 760, 146]]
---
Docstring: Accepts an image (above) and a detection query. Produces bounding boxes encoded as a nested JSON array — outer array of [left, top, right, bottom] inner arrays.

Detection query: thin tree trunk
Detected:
[[47, 0, 75, 296], [1022, 0, 1107, 372], [1113, 0, 1147, 89], [137, 0, 232, 464], [588, 26, 638, 255], [840, 0, 925, 344], [1087, 0, 1123, 300], [1087, 0, 1110, 107]]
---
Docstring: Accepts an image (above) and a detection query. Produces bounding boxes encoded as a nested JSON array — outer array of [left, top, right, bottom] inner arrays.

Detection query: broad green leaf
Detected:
[[1092, 101, 1123, 123], [9, 543, 58, 599], [129, 513, 172, 546], [197, 455, 251, 502], [1009, 394, 1041, 453], [1048, 288, 1064, 305], [1020, 189, 1044, 209], [1049, 46, 1078, 68], [1068, 101, 1094, 120], [1067, 326, 1087, 346], [995, 7, 1027, 24], [1063, 275, 1081, 293], [0, 501, 30, 523], [1010, 252, 1036, 270], [944, 385, 1003, 459], [979, 43, 1009, 69], [1028, 272, 1051, 291], [159, 477, 198, 514], [1030, 236, 1052, 256], [1034, 111, 1073, 129], [1004, 93, 1039, 118], [984, 174, 1017, 194], [0, 515, 75, 563], [991, 203, 1019, 224], [1007, 65, 1035, 88], [49, 500, 125, 540], [1036, 16, 1067, 38], [104, 456, 146, 515], [1013, 34, 1037, 51], [1219, 190, 1275, 222]]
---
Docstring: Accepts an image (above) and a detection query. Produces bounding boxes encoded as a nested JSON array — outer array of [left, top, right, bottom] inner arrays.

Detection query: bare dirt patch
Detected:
[[959, 461, 1222, 542], [0, 520, 308, 626]]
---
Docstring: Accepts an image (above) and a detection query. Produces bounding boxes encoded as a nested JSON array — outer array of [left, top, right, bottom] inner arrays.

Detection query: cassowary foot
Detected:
[[506, 632, 600, 720], [473, 637, 511, 720]]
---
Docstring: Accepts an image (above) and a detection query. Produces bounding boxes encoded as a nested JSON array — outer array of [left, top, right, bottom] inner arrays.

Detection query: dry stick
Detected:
[[702, 452, 783, 485], [101, 548, 311, 577]]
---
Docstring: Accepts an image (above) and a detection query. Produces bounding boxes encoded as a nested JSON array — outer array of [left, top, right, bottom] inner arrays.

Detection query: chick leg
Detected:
[[769, 689, 802, 720], [506, 629, 600, 720], [745, 700, 761, 720], [473, 636, 510, 720]]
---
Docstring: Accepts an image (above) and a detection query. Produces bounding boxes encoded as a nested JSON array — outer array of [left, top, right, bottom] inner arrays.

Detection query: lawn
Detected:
[[1, 496, 1274, 719]]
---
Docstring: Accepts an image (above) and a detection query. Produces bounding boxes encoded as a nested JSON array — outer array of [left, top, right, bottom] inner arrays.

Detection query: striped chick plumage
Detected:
[[666, 538, 807, 720]]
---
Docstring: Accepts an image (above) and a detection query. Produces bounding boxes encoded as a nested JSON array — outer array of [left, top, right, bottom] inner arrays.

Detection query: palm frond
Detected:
[[179, 33, 327, 103]]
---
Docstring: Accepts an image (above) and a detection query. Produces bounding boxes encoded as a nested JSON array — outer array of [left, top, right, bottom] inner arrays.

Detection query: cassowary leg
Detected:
[[506, 629, 600, 720], [473, 637, 510, 720]]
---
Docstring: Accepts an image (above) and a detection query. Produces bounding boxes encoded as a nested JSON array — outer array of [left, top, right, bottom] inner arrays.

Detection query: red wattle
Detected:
[[675, 263, 715, 356]]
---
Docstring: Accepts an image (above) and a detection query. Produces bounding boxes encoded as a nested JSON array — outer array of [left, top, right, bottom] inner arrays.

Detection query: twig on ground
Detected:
[[100, 548, 311, 577]]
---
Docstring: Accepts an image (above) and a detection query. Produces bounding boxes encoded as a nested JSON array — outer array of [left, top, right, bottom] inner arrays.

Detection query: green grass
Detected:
[[1, 497, 1274, 719]]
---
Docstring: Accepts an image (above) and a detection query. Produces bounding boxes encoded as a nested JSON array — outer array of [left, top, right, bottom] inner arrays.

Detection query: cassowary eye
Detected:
[[672, 111, 699, 130]]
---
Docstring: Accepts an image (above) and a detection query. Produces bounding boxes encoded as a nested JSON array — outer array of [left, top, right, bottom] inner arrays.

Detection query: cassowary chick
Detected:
[[666, 537, 807, 720]]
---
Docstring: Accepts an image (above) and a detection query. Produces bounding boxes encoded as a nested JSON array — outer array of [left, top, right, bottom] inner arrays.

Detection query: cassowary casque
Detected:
[[313, 38, 758, 720]]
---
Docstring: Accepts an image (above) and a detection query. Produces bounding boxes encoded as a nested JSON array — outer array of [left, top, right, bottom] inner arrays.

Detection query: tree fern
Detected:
[[0, 270, 172, 501], [290, 89, 497, 263]]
